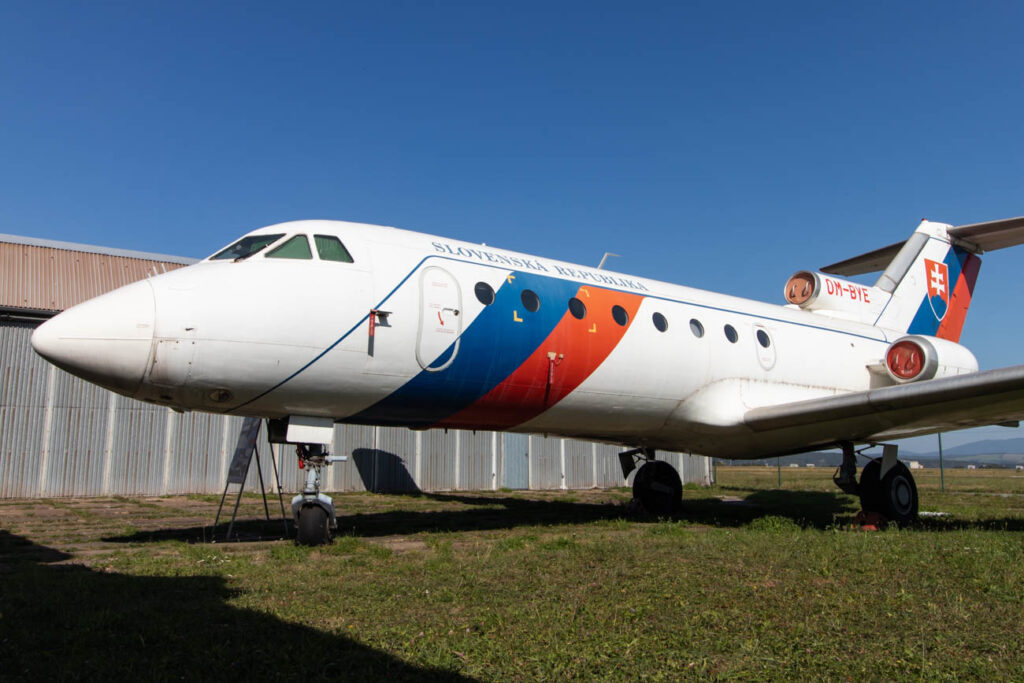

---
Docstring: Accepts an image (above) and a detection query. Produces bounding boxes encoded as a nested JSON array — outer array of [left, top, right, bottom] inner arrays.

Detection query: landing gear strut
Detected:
[[292, 444, 342, 545], [833, 442, 859, 495], [619, 448, 682, 515], [834, 443, 919, 525]]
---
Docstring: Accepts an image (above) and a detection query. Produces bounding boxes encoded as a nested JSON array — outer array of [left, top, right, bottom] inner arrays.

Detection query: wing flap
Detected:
[[744, 365, 1024, 444]]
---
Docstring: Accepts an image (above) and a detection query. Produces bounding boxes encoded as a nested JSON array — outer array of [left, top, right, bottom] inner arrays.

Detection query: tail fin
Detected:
[[873, 221, 981, 342], [822, 216, 1024, 342]]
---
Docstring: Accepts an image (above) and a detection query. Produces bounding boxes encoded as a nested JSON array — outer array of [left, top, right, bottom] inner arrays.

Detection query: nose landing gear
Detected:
[[292, 444, 345, 545]]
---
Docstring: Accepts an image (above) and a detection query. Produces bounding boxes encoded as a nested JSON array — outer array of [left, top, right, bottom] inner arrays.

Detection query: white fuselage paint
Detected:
[[36, 220, 915, 459]]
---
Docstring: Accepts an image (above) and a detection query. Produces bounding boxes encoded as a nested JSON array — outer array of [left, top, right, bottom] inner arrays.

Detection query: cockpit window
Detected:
[[266, 234, 313, 260], [314, 234, 354, 263], [211, 234, 285, 261]]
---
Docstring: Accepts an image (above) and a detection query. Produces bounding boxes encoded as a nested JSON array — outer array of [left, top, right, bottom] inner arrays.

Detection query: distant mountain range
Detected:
[[720, 437, 1024, 468]]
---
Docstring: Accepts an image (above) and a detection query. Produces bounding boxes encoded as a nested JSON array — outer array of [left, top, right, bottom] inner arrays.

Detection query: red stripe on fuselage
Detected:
[[438, 286, 644, 429], [936, 253, 981, 342]]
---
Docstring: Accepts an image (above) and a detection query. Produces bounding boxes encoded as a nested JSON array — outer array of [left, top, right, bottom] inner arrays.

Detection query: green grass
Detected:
[[1, 471, 1022, 680]]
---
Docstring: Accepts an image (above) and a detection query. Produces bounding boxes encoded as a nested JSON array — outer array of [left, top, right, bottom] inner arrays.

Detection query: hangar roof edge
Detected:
[[0, 233, 198, 265]]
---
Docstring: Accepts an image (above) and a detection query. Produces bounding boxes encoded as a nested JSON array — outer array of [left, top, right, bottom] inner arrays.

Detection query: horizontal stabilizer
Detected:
[[821, 240, 904, 276], [948, 216, 1024, 252], [821, 215, 1024, 276]]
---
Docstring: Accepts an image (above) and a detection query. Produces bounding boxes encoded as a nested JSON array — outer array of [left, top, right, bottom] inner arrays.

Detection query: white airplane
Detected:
[[31, 215, 1024, 544]]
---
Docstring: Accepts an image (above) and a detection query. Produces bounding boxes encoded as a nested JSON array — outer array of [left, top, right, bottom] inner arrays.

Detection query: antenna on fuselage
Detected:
[[597, 252, 620, 270]]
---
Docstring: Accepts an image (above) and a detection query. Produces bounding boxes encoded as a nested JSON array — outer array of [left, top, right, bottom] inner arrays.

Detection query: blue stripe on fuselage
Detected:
[[350, 270, 581, 427]]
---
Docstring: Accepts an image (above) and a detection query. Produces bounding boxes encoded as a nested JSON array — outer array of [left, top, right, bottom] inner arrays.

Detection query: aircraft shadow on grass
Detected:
[[0, 530, 476, 681], [98, 446, 1024, 543], [102, 474, 1024, 545]]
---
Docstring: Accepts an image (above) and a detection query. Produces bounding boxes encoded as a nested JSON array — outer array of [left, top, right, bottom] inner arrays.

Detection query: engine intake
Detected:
[[884, 335, 978, 383], [783, 271, 885, 322]]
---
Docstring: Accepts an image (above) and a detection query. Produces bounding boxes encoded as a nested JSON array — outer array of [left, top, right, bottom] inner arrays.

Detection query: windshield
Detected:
[[210, 234, 285, 261]]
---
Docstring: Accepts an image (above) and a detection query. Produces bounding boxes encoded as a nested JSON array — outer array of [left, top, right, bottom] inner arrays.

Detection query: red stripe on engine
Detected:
[[438, 286, 644, 429], [936, 253, 981, 342]]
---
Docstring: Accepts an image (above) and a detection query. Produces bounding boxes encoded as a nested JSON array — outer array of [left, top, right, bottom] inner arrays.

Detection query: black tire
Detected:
[[880, 461, 918, 525], [296, 504, 330, 546], [859, 458, 918, 525], [859, 459, 883, 513], [633, 461, 682, 516]]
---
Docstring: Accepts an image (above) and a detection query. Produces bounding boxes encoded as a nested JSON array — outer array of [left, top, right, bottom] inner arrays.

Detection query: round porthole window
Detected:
[[689, 319, 704, 338], [568, 297, 586, 319], [611, 305, 629, 326], [474, 282, 495, 306], [757, 329, 771, 348], [724, 324, 738, 343], [521, 289, 540, 313], [652, 312, 668, 332]]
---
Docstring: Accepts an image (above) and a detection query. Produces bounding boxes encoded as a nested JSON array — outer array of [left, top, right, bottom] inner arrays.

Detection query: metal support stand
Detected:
[[268, 441, 290, 538], [937, 433, 946, 492], [213, 417, 290, 541]]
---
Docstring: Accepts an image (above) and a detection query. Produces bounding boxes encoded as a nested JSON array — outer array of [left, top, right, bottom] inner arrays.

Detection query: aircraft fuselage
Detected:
[[31, 219, 924, 459]]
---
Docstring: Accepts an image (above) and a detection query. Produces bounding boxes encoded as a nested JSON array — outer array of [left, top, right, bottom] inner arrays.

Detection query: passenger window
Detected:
[[266, 235, 313, 260], [689, 319, 704, 338], [211, 234, 284, 260], [724, 324, 738, 343], [521, 290, 541, 313], [612, 305, 629, 326], [652, 312, 668, 332], [475, 282, 495, 306], [568, 297, 586, 319], [757, 329, 771, 348], [314, 235, 354, 262]]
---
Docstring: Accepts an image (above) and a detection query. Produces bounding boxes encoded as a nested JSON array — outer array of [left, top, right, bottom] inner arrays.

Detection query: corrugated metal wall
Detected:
[[0, 237, 192, 314], [1, 320, 713, 498]]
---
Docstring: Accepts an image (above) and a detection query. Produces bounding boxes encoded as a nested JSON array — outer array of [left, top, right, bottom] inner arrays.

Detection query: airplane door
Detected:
[[416, 266, 462, 371]]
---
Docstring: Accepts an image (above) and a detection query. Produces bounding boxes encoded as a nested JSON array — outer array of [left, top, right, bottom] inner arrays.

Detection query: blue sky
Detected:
[[2, 1, 1022, 448]]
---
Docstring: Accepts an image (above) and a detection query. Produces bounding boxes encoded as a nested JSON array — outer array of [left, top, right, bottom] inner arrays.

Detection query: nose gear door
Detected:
[[416, 266, 462, 371]]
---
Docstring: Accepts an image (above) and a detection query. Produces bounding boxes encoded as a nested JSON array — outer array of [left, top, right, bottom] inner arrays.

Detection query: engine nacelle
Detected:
[[884, 335, 978, 383], [783, 271, 886, 321]]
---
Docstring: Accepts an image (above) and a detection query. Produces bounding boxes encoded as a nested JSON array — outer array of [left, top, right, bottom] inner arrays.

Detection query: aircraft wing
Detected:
[[744, 364, 1024, 450]]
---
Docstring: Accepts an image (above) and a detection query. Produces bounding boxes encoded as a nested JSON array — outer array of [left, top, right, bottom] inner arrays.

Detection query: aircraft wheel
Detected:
[[633, 460, 682, 516], [859, 459, 918, 525], [296, 504, 331, 546], [858, 459, 883, 513]]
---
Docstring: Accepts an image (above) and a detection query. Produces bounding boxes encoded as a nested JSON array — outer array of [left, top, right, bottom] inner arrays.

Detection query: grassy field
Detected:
[[1, 467, 1022, 680]]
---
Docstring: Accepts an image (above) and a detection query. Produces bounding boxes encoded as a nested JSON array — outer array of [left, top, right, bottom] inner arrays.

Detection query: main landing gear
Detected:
[[619, 448, 682, 515], [292, 444, 344, 545], [835, 442, 919, 525]]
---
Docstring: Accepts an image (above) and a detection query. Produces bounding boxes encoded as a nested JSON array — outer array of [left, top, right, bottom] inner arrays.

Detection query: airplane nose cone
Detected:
[[31, 279, 156, 395]]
